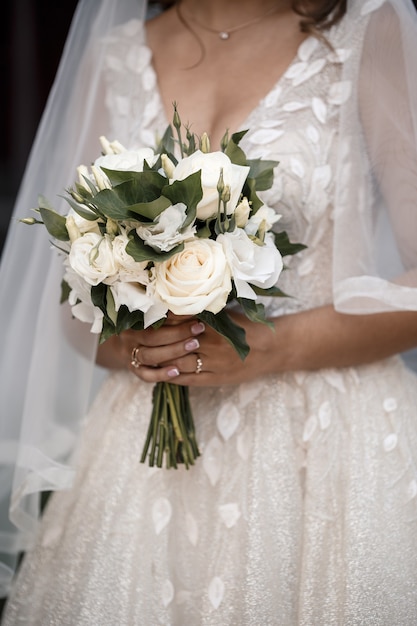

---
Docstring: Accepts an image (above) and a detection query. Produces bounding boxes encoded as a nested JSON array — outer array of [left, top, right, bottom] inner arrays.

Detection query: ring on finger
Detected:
[[131, 346, 142, 369], [195, 355, 203, 374]]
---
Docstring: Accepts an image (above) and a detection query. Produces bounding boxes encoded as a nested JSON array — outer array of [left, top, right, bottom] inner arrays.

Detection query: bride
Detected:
[[1, 0, 417, 623]]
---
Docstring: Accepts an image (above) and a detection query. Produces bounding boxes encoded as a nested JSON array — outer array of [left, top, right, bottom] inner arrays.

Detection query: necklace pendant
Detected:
[[219, 31, 230, 40]]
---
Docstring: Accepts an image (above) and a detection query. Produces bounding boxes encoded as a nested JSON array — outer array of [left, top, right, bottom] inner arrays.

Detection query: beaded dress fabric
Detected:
[[3, 6, 417, 625]]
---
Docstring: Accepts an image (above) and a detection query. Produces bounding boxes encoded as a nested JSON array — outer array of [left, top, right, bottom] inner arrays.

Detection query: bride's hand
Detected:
[[118, 312, 275, 387]]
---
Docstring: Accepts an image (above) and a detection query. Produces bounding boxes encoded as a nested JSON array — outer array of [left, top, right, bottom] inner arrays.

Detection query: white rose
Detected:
[[153, 238, 232, 315], [112, 231, 149, 283], [172, 150, 250, 221], [67, 208, 101, 237], [217, 229, 283, 300], [69, 232, 117, 286], [63, 263, 103, 333], [110, 281, 168, 328], [94, 147, 156, 177], [244, 206, 281, 237], [136, 203, 195, 252]]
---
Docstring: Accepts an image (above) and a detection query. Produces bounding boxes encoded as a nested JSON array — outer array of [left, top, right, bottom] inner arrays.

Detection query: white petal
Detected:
[[202, 437, 223, 486], [152, 497, 172, 535], [383, 433, 398, 452], [161, 580, 175, 607], [407, 480, 417, 500], [285, 61, 307, 79], [383, 397, 398, 413], [303, 415, 318, 442], [208, 577, 225, 609], [290, 157, 305, 178], [318, 401, 331, 430], [260, 119, 285, 128], [322, 371, 346, 393], [328, 81, 352, 105], [327, 48, 352, 64], [298, 37, 319, 62], [248, 129, 285, 145], [237, 426, 252, 461], [293, 59, 326, 87], [361, 0, 385, 16], [306, 125, 320, 144], [185, 512, 199, 546], [216, 403, 240, 441], [282, 101, 306, 112], [264, 86, 282, 108], [238, 380, 262, 407], [219, 503, 241, 529], [312, 97, 327, 124], [312, 165, 332, 189]]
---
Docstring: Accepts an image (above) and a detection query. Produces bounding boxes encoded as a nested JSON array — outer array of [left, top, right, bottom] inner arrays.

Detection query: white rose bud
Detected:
[[91, 165, 111, 190], [99, 135, 113, 155], [200, 132, 211, 154], [234, 198, 251, 228], [66, 214, 82, 242], [77, 165, 91, 192], [161, 153, 176, 179]]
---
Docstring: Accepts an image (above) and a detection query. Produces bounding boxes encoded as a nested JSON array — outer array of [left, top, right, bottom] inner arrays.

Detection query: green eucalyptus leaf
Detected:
[[60, 279, 71, 304], [115, 305, 145, 334], [38, 206, 69, 241], [247, 158, 279, 191], [62, 195, 100, 221], [197, 309, 249, 360], [161, 171, 202, 227], [274, 231, 307, 257], [249, 284, 289, 298], [237, 297, 274, 328], [126, 231, 184, 262]]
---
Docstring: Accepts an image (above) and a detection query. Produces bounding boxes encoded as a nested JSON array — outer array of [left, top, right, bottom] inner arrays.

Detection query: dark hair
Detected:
[[148, 0, 347, 32]]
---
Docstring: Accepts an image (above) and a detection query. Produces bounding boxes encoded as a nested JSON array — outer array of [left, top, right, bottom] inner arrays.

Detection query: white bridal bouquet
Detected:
[[23, 107, 305, 469]]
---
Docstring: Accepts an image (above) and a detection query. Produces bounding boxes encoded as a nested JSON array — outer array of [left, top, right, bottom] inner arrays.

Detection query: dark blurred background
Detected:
[[1, 0, 78, 254], [2, 0, 417, 254]]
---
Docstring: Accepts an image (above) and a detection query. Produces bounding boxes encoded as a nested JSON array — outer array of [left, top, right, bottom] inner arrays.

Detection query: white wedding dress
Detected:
[[3, 10, 417, 626]]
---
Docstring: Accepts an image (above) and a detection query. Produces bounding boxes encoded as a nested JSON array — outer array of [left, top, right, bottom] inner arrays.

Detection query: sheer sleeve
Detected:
[[332, 0, 417, 313]]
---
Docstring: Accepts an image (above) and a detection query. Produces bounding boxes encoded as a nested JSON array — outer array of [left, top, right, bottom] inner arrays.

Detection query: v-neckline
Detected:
[[142, 25, 314, 143]]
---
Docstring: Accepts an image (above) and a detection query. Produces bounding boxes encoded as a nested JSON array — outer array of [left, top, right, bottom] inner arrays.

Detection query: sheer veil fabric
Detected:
[[0, 0, 416, 597]]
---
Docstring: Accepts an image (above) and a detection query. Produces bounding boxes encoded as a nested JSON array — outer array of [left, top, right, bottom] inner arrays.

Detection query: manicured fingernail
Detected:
[[167, 367, 180, 378], [191, 322, 205, 335], [185, 338, 199, 351]]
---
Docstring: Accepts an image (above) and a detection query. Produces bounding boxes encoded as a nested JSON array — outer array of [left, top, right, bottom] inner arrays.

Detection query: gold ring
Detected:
[[131, 346, 142, 369], [195, 356, 203, 374]]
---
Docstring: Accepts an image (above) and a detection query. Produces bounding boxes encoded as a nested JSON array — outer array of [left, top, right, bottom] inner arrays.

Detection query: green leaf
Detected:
[[249, 284, 290, 298], [161, 171, 202, 228], [155, 124, 177, 160], [237, 298, 274, 328], [128, 196, 172, 221], [198, 309, 249, 360], [38, 205, 69, 241], [99, 318, 117, 344], [274, 231, 307, 257], [242, 178, 263, 212], [106, 288, 117, 326], [62, 195, 100, 221], [125, 231, 184, 262], [91, 172, 167, 221], [247, 158, 279, 191], [115, 305, 145, 334], [225, 139, 247, 166], [60, 279, 71, 304]]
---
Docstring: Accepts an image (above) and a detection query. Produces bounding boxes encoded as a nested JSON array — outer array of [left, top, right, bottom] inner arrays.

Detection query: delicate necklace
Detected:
[[176, 2, 279, 41]]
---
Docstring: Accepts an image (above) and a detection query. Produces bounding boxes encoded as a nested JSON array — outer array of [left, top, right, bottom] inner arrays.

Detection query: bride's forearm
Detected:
[[262, 305, 417, 373]]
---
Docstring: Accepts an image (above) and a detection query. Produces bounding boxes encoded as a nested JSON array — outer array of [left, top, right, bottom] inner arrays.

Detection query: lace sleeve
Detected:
[[332, 0, 417, 313]]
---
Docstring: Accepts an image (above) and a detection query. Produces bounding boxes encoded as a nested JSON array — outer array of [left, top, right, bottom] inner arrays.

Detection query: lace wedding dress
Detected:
[[3, 9, 417, 626]]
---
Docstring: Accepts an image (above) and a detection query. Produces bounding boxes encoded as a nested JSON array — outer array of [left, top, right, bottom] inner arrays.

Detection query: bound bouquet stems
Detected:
[[141, 383, 200, 469]]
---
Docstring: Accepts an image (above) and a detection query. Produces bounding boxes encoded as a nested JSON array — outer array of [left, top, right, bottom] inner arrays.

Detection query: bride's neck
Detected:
[[178, 0, 292, 29]]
